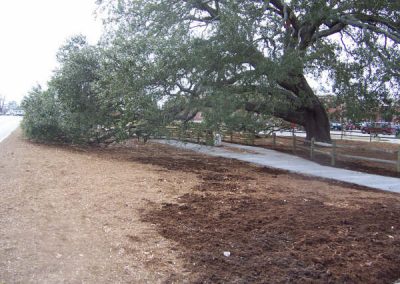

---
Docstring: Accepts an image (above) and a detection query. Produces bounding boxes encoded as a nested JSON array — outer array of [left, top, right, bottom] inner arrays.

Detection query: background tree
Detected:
[[21, 86, 65, 141], [22, 35, 168, 143], [50, 35, 107, 142], [22, 36, 107, 143]]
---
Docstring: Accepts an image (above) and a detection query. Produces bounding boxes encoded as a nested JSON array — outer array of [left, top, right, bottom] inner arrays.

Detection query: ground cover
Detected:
[[0, 130, 399, 283]]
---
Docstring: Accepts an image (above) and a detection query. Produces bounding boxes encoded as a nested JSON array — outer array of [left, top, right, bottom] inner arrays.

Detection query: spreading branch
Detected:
[[340, 15, 400, 44]]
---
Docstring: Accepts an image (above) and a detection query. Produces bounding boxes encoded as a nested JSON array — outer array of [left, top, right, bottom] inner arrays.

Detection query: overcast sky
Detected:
[[0, 0, 102, 104]]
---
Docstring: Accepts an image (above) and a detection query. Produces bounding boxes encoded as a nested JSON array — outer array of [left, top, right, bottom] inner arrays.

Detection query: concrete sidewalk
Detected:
[[155, 139, 400, 194]]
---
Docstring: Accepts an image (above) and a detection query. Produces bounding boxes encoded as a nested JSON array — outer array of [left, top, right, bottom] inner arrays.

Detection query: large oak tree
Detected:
[[98, 0, 399, 142]]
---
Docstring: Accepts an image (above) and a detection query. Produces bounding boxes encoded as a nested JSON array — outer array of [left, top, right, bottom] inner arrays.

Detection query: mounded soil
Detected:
[[1, 129, 400, 283]]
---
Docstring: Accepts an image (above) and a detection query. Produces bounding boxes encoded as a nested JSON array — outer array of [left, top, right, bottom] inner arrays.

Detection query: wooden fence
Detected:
[[227, 132, 400, 173], [163, 127, 400, 173], [310, 129, 398, 142], [165, 126, 213, 145]]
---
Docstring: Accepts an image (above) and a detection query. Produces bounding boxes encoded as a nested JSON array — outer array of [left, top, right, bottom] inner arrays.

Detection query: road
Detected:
[[0, 116, 23, 143]]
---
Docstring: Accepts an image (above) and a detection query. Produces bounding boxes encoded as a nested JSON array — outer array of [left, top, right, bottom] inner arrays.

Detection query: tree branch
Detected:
[[176, 82, 197, 95], [353, 14, 400, 33], [340, 15, 400, 44], [245, 88, 306, 125], [188, 0, 219, 20], [267, 0, 300, 31], [312, 22, 346, 41]]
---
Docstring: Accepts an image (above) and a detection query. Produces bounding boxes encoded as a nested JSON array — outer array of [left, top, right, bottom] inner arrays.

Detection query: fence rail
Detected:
[[221, 131, 400, 173], [164, 127, 400, 173], [254, 133, 400, 172], [290, 129, 400, 142]]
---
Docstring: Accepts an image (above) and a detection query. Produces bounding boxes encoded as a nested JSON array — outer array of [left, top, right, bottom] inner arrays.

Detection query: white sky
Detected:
[[0, 0, 103, 104]]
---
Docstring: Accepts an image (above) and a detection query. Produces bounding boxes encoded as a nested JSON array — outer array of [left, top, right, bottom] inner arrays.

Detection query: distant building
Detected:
[[318, 94, 399, 123], [318, 94, 343, 121]]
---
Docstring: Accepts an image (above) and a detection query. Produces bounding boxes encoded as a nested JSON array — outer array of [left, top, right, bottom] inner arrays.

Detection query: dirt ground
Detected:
[[1, 130, 400, 283]]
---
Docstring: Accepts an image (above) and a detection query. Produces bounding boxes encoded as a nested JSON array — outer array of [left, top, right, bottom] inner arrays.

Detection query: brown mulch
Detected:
[[132, 143, 400, 284]]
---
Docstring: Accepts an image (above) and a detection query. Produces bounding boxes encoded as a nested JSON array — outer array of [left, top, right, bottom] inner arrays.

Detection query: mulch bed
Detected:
[[130, 142, 400, 283]]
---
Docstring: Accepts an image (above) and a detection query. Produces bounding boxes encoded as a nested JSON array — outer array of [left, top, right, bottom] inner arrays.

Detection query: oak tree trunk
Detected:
[[278, 73, 331, 143], [301, 101, 331, 142]]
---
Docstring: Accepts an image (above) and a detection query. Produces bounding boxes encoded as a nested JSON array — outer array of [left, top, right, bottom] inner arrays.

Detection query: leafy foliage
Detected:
[[22, 35, 169, 144], [22, 1, 400, 143], [21, 86, 65, 142], [95, 0, 399, 141]]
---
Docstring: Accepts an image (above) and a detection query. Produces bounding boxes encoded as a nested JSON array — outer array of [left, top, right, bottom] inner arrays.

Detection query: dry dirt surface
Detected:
[[1, 130, 400, 283]]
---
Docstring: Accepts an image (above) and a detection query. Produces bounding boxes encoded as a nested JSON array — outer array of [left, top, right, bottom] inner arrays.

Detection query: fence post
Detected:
[[397, 146, 400, 173], [250, 133, 255, 145], [331, 140, 336, 166], [273, 133, 276, 147], [166, 128, 171, 140], [310, 137, 315, 160], [292, 134, 296, 153]]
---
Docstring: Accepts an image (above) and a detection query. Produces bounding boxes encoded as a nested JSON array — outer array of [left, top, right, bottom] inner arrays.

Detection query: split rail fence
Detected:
[[164, 127, 400, 173], [224, 132, 400, 173]]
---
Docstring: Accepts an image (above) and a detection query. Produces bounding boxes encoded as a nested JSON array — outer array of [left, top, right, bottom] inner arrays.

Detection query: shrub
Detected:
[[21, 87, 66, 142]]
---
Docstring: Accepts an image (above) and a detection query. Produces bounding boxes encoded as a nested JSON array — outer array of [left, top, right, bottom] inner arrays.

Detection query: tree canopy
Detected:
[[22, 0, 400, 143], [96, 0, 399, 141]]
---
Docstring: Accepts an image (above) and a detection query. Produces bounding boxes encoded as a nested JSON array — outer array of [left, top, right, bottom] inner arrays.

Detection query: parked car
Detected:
[[361, 122, 396, 135], [5, 109, 24, 116], [14, 109, 24, 116], [345, 123, 357, 130], [330, 122, 342, 131], [354, 122, 363, 130]]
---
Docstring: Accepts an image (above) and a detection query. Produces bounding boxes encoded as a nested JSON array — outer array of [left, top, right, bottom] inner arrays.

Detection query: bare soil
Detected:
[[1, 129, 400, 283]]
